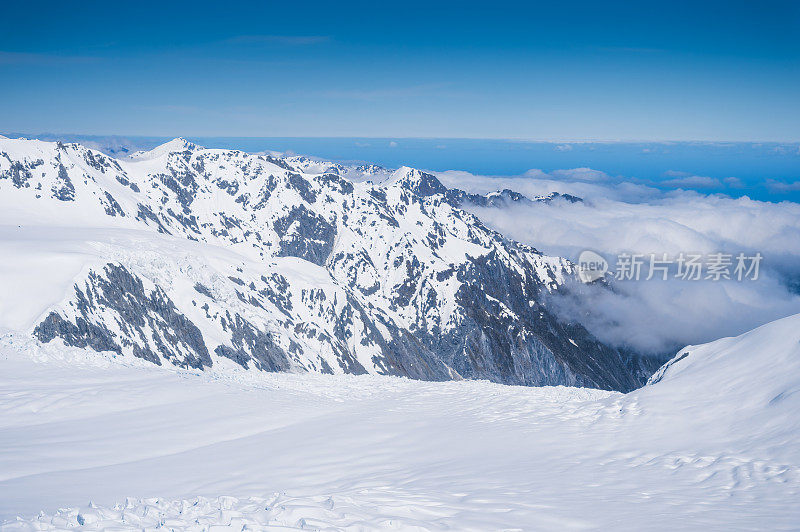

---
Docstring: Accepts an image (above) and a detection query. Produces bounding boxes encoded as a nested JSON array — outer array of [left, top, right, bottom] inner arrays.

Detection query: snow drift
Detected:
[[1, 313, 799, 530]]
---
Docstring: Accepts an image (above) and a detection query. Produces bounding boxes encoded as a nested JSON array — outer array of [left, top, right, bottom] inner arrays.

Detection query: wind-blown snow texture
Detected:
[[1, 313, 799, 530], [0, 137, 655, 391]]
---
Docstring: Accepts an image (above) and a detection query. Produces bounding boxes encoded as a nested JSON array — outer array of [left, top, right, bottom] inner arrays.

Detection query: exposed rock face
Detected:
[[34, 264, 211, 369], [273, 205, 336, 266], [2, 137, 653, 391]]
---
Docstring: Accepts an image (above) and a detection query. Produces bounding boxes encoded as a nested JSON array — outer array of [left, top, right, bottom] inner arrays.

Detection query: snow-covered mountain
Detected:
[[0, 137, 655, 390]]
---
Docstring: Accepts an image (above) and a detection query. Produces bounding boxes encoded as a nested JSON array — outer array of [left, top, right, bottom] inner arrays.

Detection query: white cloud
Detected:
[[550, 167, 611, 182], [723, 176, 744, 188], [0, 50, 100, 65], [225, 35, 331, 46], [662, 174, 722, 188], [436, 168, 800, 354], [766, 179, 800, 193]]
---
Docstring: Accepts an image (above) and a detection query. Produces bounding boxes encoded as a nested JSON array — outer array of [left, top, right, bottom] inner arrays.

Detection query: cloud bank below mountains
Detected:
[[437, 168, 800, 354]]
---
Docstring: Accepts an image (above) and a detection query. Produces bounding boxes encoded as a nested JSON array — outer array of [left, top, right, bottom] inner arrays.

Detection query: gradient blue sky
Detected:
[[1, 0, 798, 140]]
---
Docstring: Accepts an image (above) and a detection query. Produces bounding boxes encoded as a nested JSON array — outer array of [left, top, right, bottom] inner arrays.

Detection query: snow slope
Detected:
[[1, 313, 799, 530]]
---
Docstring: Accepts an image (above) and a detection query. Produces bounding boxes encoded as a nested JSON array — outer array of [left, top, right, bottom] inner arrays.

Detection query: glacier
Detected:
[[0, 313, 798, 529]]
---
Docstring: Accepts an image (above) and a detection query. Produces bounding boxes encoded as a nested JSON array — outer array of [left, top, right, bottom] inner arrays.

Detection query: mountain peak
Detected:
[[130, 137, 200, 160], [388, 166, 448, 197]]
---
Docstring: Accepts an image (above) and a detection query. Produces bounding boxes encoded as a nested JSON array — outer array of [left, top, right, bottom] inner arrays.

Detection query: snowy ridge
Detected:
[[639, 312, 800, 449], [0, 137, 653, 390]]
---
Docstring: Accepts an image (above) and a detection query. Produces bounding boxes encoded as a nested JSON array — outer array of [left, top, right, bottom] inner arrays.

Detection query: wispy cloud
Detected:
[[596, 46, 665, 54], [224, 35, 331, 46], [319, 83, 452, 101], [523, 167, 610, 183], [662, 170, 745, 189], [0, 50, 100, 65], [766, 179, 800, 193], [724, 176, 745, 188], [133, 104, 202, 114], [662, 174, 723, 189]]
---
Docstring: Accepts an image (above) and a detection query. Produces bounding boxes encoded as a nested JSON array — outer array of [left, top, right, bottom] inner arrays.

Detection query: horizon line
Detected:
[[4, 132, 800, 145]]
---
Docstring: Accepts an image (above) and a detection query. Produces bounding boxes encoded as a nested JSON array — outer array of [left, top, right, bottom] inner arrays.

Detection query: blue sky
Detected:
[[1, 0, 798, 140]]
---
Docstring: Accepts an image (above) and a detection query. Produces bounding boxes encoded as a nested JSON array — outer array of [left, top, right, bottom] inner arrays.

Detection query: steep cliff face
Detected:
[[1, 137, 650, 390]]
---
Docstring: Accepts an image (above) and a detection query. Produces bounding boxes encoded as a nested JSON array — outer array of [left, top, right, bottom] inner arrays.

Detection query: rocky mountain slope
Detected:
[[0, 137, 654, 390]]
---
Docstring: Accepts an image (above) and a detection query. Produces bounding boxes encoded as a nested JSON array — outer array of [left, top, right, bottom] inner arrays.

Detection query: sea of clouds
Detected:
[[437, 168, 800, 355]]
